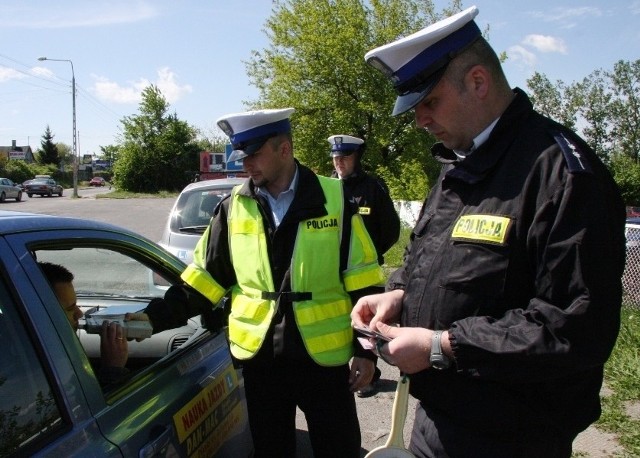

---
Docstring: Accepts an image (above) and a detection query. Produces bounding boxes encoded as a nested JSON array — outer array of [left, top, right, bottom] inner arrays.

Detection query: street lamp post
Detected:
[[38, 56, 78, 198]]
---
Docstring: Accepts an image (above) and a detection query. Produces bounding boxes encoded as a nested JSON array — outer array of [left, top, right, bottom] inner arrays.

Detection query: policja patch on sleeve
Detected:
[[553, 132, 593, 174]]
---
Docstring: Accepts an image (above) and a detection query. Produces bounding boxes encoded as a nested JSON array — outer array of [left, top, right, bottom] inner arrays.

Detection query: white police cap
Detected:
[[327, 134, 364, 157], [216, 108, 295, 162], [365, 6, 480, 116]]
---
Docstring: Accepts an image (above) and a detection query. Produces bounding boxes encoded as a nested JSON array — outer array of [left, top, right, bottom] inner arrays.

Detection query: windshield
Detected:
[[170, 188, 231, 232]]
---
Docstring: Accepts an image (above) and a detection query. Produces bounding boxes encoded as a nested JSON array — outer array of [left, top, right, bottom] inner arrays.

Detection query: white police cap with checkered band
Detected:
[[365, 6, 480, 116], [216, 108, 295, 162], [327, 135, 364, 157]]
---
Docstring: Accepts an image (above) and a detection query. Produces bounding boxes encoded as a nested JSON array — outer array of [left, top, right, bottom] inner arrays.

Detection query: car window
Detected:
[[33, 246, 201, 391], [0, 280, 66, 455], [36, 247, 167, 298], [172, 190, 227, 230]]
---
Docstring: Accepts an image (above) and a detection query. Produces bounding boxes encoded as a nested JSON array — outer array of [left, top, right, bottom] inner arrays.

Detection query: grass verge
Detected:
[[599, 304, 640, 455], [94, 189, 178, 199]]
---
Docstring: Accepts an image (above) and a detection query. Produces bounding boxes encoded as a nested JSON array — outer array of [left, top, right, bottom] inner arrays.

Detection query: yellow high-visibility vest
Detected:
[[227, 176, 382, 365]]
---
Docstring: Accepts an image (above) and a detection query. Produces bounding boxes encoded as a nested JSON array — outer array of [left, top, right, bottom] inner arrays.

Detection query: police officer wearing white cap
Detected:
[[328, 134, 400, 397], [328, 134, 400, 267], [351, 6, 625, 457], [173, 108, 384, 457]]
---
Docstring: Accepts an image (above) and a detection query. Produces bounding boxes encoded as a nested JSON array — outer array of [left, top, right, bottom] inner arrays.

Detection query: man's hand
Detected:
[[100, 321, 128, 368], [349, 357, 375, 392], [373, 325, 434, 374], [351, 289, 404, 331]]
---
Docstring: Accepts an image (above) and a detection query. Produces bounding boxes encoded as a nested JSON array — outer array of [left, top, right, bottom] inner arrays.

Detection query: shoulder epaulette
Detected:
[[552, 131, 592, 174]]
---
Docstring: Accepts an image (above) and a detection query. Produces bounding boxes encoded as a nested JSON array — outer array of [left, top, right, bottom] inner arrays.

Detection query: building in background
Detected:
[[0, 140, 35, 163], [197, 144, 247, 181]]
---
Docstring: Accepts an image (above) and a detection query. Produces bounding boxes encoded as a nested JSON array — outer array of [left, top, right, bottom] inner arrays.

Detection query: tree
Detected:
[[526, 72, 577, 131], [527, 60, 640, 167], [112, 86, 200, 192], [608, 60, 640, 163], [193, 127, 230, 153], [99, 144, 120, 168], [245, 0, 464, 200], [37, 125, 60, 167], [570, 70, 612, 163], [610, 154, 640, 205]]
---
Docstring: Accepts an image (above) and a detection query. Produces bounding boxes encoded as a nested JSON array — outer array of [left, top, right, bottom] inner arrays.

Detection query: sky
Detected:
[[2, 1, 639, 157]]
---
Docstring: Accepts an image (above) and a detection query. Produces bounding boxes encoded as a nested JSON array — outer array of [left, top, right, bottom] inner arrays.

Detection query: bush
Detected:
[[0, 160, 58, 185]]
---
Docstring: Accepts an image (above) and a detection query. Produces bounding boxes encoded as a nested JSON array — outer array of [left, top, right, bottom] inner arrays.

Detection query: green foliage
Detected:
[[245, 0, 462, 195], [377, 157, 430, 200], [1, 159, 33, 184], [609, 60, 640, 164], [527, 59, 640, 167], [112, 86, 200, 192], [383, 225, 411, 269], [570, 69, 612, 164], [0, 158, 59, 185], [527, 72, 578, 131], [95, 189, 177, 199], [598, 306, 640, 455], [37, 125, 60, 167], [610, 154, 640, 205], [99, 144, 120, 166]]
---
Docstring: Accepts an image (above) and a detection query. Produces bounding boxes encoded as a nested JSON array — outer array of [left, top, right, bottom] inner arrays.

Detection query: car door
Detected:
[[3, 225, 252, 457], [0, 238, 121, 457]]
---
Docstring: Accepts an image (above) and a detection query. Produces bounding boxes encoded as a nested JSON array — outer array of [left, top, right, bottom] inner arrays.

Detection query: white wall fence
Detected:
[[393, 200, 423, 228]]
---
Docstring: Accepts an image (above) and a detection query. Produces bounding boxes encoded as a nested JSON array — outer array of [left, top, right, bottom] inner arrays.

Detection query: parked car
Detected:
[[19, 179, 33, 191], [159, 178, 246, 264], [0, 177, 22, 202], [0, 210, 252, 457], [25, 177, 64, 197], [89, 176, 107, 187]]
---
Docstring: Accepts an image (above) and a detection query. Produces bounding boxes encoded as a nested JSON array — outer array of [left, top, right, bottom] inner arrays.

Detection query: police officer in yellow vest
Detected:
[[181, 108, 384, 457]]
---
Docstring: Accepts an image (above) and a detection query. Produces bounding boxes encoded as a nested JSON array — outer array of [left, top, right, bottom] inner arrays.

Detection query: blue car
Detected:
[[0, 210, 252, 457]]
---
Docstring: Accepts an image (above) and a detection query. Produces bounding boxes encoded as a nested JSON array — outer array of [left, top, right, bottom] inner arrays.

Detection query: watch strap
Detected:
[[430, 330, 451, 369]]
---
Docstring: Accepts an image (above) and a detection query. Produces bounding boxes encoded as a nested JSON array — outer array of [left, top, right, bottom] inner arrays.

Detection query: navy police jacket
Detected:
[[333, 168, 400, 264], [388, 88, 626, 441]]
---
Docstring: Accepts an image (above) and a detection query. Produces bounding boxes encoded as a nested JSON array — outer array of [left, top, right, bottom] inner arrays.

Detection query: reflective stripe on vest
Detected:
[[180, 225, 227, 304], [343, 212, 385, 290], [227, 177, 354, 365]]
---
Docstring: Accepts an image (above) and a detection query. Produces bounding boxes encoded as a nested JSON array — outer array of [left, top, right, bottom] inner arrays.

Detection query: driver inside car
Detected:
[[38, 261, 130, 389]]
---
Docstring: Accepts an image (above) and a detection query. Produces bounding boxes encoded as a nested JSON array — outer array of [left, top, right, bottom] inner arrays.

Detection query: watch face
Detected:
[[430, 355, 450, 370]]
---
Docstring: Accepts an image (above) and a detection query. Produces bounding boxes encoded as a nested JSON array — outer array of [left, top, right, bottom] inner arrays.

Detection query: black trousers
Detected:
[[242, 363, 361, 458]]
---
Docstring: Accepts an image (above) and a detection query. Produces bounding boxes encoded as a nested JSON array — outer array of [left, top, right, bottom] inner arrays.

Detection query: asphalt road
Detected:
[[2, 186, 174, 242], [2, 187, 605, 456]]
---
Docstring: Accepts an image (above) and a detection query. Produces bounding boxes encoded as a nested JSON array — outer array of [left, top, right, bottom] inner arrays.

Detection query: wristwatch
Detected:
[[430, 330, 451, 370]]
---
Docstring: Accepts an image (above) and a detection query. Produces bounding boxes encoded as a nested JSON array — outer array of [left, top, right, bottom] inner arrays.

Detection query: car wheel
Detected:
[[15, 191, 22, 202], [0, 192, 5, 202], [27, 193, 33, 198], [58, 190, 63, 197], [47, 190, 52, 197]]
